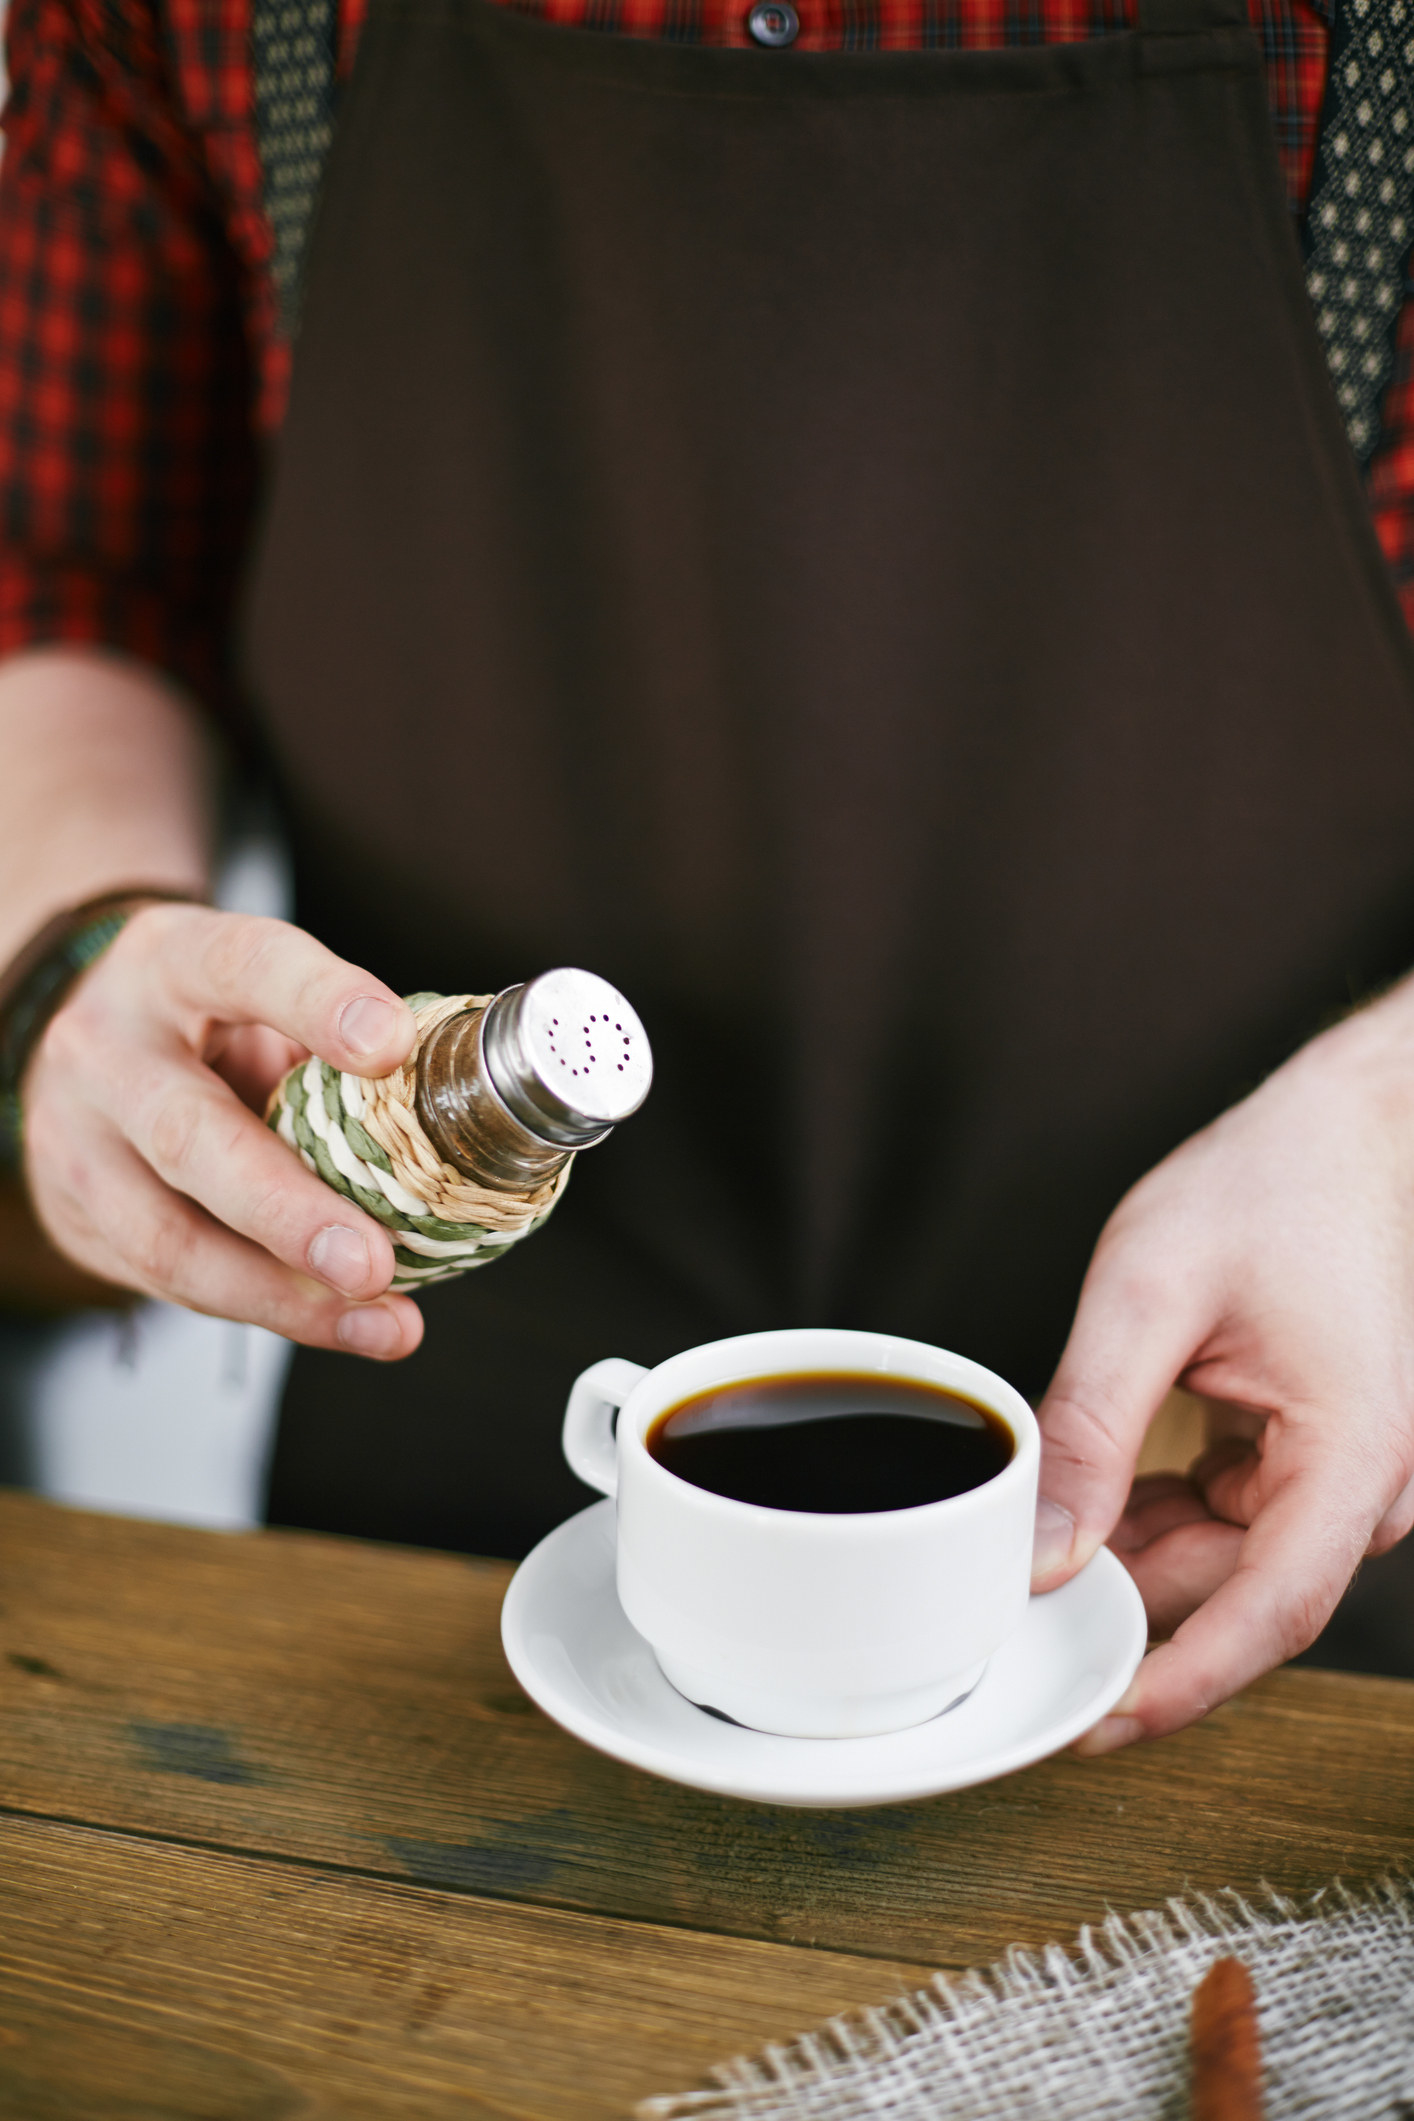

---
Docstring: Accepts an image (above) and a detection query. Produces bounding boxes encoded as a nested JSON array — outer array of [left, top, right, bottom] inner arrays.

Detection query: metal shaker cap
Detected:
[[481, 969, 653, 1149]]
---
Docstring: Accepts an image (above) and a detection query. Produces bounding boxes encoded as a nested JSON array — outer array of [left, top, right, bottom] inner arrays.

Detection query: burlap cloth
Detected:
[[640, 1880, 1414, 2119]]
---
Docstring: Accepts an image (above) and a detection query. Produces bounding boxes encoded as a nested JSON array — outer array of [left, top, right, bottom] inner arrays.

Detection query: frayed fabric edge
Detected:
[[635, 1875, 1414, 2119]]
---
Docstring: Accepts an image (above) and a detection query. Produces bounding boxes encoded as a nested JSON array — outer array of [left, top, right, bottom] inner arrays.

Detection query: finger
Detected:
[[38, 1116, 423, 1358], [1107, 1472, 1244, 1639], [1108, 1474, 1211, 1554], [1033, 1240, 1207, 1590], [1369, 1465, 1414, 1554], [1191, 1436, 1264, 1528], [1116, 1517, 1245, 1639], [105, 1048, 400, 1301], [130, 906, 417, 1076], [1073, 1433, 1382, 1753], [206, 1022, 309, 1113]]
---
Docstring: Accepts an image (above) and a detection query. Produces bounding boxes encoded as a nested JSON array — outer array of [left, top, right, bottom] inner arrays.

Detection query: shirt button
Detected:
[[747, 0, 799, 44]]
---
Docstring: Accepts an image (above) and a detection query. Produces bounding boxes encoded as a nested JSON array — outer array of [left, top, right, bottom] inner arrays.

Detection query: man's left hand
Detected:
[[1031, 978, 1414, 1752]]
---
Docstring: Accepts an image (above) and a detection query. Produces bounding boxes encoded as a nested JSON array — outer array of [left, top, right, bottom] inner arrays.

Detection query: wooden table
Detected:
[[1, 1490, 1411, 2116]]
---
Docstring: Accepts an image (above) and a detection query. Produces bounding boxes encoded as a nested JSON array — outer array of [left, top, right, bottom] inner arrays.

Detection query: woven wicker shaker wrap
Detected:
[[265, 992, 572, 1289]]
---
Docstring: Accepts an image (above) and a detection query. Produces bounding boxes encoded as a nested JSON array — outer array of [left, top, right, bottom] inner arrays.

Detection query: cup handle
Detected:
[[563, 1357, 649, 1497]]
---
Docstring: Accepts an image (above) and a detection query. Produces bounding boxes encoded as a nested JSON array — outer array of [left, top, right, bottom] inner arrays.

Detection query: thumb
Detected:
[[1033, 1247, 1205, 1591]]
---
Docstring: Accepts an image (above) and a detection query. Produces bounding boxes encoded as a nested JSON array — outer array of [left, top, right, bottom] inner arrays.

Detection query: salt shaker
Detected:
[[268, 969, 652, 1287]]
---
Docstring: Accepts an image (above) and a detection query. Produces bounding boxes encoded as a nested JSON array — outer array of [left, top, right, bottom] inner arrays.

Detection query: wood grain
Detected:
[[0, 1811, 930, 2119], [1, 1491, 1412, 1974]]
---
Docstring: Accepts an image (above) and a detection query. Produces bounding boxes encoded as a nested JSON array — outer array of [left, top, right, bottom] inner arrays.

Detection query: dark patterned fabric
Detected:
[[252, 0, 336, 330], [1305, 0, 1414, 459], [0, 0, 1410, 716]]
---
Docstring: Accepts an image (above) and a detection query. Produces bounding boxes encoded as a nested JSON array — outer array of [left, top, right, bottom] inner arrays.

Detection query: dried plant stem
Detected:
[[1190, 1956, 1264, 2121]]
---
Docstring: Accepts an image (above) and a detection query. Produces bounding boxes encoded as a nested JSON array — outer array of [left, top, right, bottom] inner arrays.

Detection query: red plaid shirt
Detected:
[[0, 0, 1409, 711]]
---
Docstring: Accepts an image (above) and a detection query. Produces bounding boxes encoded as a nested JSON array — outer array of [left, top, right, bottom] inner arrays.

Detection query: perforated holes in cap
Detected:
[[519, 969, 653, 1129]]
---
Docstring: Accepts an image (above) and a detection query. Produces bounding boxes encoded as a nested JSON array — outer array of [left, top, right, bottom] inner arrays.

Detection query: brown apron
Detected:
[[245, 0, 1414, 1558]]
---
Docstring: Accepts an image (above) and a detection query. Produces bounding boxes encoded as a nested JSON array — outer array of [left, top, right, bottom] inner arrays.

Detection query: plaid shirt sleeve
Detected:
[[0, 0, 257, 714]]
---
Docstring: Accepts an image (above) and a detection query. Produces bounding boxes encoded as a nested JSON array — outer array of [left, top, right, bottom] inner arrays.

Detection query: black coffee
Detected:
[[645, 1371, 1013, 1514]]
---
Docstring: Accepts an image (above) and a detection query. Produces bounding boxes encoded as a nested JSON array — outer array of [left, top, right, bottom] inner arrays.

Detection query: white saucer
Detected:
[[501, 1500, 1148, 1807]]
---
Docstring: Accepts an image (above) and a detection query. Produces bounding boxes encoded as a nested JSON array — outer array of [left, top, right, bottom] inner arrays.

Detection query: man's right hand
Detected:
[[22, 902, 425, 1359]]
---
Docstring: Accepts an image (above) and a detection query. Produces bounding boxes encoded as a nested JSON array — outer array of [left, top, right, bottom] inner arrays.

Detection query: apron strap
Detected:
[[1301, 0, 1414, 466], [253, 0, 338, 337], [1137, 0, 1247, 32]]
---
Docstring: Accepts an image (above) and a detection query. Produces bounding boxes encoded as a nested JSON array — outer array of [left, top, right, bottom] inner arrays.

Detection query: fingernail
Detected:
[[1032, 1496, 1076, 1581], [1073, 1714, 1145, 1759], [309, 1224, 371, 1295], [339, 996, 400, 1057], [337, 1304, 400, 1356]]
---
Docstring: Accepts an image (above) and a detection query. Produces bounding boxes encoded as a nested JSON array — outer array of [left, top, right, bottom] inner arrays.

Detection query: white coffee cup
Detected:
[[562, 1327, 1040, 1739]]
